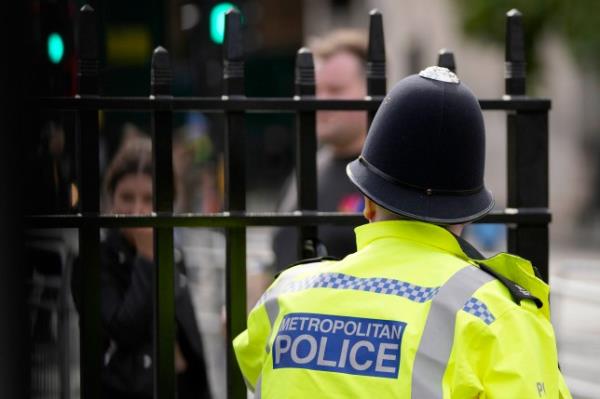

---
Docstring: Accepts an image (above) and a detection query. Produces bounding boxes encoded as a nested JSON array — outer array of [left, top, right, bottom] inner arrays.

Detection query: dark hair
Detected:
[[309, 29, 368, 66], [103, 136, 152, 200]]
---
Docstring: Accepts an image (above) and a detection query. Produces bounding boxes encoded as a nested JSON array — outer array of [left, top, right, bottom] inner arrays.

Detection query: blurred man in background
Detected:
[[272, 29, 369, 271]]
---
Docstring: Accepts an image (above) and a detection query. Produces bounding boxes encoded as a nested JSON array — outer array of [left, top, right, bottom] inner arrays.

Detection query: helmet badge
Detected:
[[419, 66, 460, 84]]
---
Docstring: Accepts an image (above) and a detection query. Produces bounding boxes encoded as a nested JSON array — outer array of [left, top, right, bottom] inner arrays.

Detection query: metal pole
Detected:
[[222, 9, 247, 399], [505, 9, 550, 281], [76, 5, 101, 399], [294, 48, 319, 258], [150, 46, 176, 399]]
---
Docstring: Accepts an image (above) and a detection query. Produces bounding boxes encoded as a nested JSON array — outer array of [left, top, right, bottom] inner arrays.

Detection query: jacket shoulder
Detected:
[[274, 256, 340, 279]]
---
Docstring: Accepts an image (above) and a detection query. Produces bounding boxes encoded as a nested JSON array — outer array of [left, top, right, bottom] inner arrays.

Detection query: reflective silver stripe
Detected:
[[242, 375, 254, 393], [254, 375, 262, 399], [264, 298, 280, 354], [411, 266, 494, 399], [259, 262, 323, 354], [254, 261, 324, 309]]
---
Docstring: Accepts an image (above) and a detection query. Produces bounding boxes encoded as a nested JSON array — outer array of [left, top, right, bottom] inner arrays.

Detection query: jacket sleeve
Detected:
[[232, 301, 272, 391], [452, 301, 573, 399]]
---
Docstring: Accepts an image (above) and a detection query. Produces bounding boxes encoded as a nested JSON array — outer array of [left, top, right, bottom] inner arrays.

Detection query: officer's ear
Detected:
[[363, 196, 376, 222]]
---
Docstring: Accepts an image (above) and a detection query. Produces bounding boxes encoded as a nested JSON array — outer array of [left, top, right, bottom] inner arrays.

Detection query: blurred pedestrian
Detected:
[[272, 29, 369, 271], [71, 136, 211, 399]]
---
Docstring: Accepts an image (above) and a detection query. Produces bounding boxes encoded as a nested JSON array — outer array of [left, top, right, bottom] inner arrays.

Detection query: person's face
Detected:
[[111, 173, 153, 215], [316, 51, 367, 152], [111, 173, 153, 243]]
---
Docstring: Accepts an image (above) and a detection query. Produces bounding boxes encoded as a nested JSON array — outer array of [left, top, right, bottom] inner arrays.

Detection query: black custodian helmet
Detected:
[[347, 66, 494, 224]]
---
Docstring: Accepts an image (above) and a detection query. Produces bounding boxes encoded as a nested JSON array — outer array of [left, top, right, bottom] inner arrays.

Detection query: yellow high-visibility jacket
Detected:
[[234, 220, 572, 398]]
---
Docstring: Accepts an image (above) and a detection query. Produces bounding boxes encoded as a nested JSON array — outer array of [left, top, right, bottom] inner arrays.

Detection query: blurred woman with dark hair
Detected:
[[72, 136, 211, 399]]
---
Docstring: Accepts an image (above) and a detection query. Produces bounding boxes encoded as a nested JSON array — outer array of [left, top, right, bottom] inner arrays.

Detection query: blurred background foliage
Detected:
[[453, 0, 600, 78]]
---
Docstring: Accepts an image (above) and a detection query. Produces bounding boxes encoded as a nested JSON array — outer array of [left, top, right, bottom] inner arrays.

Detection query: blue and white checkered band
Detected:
[[258, 271, 496, 325], [462, 297, 495, 325], [258, 272, 440, 306]]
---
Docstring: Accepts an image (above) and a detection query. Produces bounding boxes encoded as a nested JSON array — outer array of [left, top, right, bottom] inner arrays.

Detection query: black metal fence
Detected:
[[26, 5, 550, 399]]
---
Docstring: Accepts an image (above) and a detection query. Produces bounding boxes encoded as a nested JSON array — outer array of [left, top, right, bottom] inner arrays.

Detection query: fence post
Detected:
[[150, 46, 176, 399], [294, 48, 320, 258], [505, 9, 550, 281], [222, 9, 247, 399], [437, 48, 456, 73], [367, 9, 386, 127], [76, 5, 101, 399]]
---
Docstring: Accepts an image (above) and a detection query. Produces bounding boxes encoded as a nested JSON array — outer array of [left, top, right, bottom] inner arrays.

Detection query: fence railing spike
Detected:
[[295, 47, 315, 95], [77, 4, 98, 96], [367, 8, 386, 126], [437, 48, 456, 73], [505, 8, 526, 95], [151, 46, 172, 97], [223, 9, 244, 96]]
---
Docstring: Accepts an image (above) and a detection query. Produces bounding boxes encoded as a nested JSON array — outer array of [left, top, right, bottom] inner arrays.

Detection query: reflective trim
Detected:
[[264, 298, 280, 354], [257, 272, 440, 307], [255, 261, 324, 309], [242, 375, 254, 393], [258, 262, 322, 354], [254, 375, 262, 399], [411, 266, 494, 399], [462, 297, 495, 324]]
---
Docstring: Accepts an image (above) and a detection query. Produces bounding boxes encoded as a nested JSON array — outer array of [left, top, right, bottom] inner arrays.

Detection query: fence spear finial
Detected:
[[505, 8, 526, 95], [295, 47, 315, 97], [223, 8, 244, 96], [437, 48, 456, 73], [367, 9, 386, 96], [77, 4, 99, 96], [151, 46, 172, 97]]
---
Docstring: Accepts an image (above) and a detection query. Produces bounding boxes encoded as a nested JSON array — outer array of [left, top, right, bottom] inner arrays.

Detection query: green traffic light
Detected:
[[47, 32, 65, 64], [209, 2, 237, 44]]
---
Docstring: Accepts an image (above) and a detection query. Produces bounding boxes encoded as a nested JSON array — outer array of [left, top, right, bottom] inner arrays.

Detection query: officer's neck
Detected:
[[368, 201, 465, 236], [445, 223, 465, 236], [329, 138, 365, 159]]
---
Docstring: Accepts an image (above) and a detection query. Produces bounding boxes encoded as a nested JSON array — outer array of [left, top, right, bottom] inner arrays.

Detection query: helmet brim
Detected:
[[347, 159, 495, 224]]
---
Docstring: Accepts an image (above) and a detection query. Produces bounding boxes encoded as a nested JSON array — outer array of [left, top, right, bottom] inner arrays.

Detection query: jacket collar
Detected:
[[355, 220, 551, 319], [355, 220, 469, 261]]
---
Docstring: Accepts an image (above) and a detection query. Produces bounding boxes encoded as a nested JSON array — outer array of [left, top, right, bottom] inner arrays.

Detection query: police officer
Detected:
[[234, 67, 572, 398]]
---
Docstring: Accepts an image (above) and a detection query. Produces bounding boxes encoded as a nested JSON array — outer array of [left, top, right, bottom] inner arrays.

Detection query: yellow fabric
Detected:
[[233, 220, 572, 398], [478, 252, 551, 320]]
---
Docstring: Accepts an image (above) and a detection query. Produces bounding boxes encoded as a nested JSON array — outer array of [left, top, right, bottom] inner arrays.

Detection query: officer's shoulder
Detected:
[[476, 262, 544, 309], [274, 256, 340, 279], [456, 236, 544, 310], [470, 264, 545, 327]]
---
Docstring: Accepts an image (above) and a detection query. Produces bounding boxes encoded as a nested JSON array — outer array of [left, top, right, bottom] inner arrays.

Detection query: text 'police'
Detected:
[[272, 313, 406, 378]]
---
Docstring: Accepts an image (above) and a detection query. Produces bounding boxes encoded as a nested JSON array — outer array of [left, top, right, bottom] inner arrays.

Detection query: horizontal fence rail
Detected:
[[25, 209, 552, 228], [32, 96, 551, 112]]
